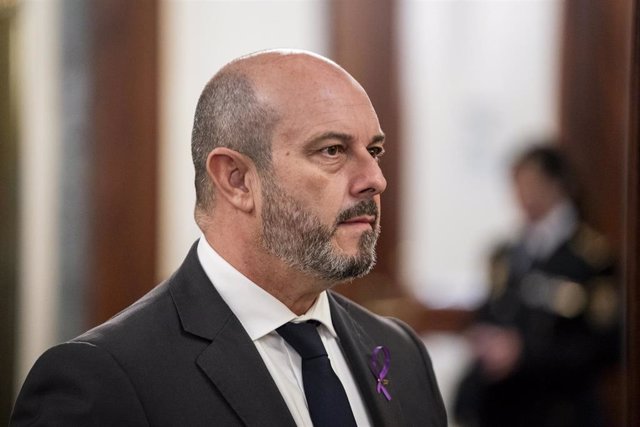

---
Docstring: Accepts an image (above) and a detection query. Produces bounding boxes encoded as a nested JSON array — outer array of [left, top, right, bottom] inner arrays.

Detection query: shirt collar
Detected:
[[196, 236, 337, 341], [524, 200, 577, 259]]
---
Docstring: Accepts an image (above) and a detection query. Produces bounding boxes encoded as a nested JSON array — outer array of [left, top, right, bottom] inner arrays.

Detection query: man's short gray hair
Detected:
[[191, 71, 278, 212]]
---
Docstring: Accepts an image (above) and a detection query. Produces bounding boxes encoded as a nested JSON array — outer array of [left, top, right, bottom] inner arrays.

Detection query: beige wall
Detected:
[[15, 0, 61, 391]]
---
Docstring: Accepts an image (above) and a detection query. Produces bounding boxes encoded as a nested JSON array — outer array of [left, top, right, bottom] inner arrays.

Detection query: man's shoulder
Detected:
[[328, 291, 448, 425], [73, 278, 178, 352], [566, 223, 615, 271], [328, 291, 419, 344], [329, 290, 389, 323], [74, 242, 208, 351]]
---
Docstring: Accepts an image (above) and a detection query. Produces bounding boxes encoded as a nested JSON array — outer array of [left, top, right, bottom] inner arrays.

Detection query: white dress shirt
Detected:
[[197, 237, 371, 427], [522, 200, 578, 261]]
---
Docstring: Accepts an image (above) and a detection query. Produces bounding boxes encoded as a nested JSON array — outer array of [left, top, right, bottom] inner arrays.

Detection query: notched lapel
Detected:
[[197, 317, 296, 427], [170, 242, 296, 427], [329, 294, 406, 427]]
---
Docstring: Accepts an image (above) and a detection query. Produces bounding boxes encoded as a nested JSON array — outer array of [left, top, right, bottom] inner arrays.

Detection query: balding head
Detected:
[[191, 50, 370, 219], [191, 56, 277, 214]]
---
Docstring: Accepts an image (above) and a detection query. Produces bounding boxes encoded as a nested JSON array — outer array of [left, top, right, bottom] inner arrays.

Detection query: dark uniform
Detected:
[[454, 224, 620, 427]]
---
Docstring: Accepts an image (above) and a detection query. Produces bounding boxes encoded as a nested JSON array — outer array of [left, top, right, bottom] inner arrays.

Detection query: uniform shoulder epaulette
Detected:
[[570, 224, 612, 269]]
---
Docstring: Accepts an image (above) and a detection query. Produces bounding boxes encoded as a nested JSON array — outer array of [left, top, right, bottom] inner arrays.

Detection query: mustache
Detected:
[[335, 199, 379, 224]]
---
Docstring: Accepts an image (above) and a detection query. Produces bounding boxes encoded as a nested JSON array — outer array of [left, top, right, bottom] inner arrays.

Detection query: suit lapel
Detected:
[[328, 292, 406, 427], [196, 317, 296, 427], [170, 242, 296, 427]]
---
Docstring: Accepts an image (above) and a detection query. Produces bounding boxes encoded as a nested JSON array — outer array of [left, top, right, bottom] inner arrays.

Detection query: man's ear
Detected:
[[206, 147, 256, 213]]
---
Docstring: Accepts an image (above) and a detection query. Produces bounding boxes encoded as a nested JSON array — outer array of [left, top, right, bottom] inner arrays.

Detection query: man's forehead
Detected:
[[220, 50, 381, 146], [225, 52, 361, 101]]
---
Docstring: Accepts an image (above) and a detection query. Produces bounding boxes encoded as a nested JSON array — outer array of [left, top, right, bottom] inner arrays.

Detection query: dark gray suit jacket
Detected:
[[11, 243, 446, 426]]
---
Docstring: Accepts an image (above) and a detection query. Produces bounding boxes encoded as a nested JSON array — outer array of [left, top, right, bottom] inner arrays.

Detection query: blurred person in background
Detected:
[[454, 144, 620, 427]]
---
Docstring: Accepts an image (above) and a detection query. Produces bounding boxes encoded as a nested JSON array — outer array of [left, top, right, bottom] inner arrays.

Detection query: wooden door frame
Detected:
[[625, 1, 639, 425]]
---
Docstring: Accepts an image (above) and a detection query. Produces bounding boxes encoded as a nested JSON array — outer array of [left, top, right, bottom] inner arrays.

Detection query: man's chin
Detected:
[[334, 246, 362, 259], [340, 259, 377, 282], [333, 233, 375, 256], [305, 249, 377, 283]]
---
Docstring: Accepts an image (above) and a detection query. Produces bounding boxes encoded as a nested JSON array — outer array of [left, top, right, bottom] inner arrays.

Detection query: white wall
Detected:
[[158, 0, 331, 279], [15, 0, 61, 389], [399, 2, 563, 419], [398, 0, 563, 308]]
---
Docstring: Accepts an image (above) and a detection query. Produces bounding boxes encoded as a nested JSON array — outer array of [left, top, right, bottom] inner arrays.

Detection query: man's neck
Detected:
[[203, 233, 333, 315]]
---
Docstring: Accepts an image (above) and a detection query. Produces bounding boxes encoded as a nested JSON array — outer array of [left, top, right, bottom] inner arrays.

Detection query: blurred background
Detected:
[[1, 0, 638, 425]]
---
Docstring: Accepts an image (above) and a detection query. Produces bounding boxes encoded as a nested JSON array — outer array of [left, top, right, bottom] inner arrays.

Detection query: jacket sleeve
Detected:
[[11, 341, 149, 427]]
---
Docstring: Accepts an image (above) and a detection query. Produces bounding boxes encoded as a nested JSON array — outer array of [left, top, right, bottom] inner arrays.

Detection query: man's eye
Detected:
[[323, 145, 344, 156], [368, 146, 385, 160]]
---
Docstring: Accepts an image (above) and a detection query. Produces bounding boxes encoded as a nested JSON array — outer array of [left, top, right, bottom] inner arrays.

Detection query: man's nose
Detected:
[[350, 151, 387, 198]]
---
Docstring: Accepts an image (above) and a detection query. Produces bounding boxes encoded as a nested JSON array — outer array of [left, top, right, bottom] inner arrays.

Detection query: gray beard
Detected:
[[260, 176, 380, 283]]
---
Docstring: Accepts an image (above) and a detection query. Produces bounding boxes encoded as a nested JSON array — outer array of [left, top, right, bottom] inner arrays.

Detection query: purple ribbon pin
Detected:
[[369, 345, 392, 401]]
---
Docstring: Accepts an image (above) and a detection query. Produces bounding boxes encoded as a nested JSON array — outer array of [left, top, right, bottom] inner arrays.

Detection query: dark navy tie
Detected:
[[277, 321, 357, 427]]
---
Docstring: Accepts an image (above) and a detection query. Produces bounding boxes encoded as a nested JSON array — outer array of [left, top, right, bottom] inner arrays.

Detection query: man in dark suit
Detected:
[[11, 50, 446, 426]]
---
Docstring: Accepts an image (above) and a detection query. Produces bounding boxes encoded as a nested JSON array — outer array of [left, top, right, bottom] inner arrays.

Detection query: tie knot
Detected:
[[276, 321, 327, 360]]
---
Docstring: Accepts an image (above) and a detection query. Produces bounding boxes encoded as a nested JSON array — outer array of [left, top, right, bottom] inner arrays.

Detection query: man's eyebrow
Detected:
[[306, 131, 386, 145], [371, 133, 385, 144], [307, 131, 355, 145]]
